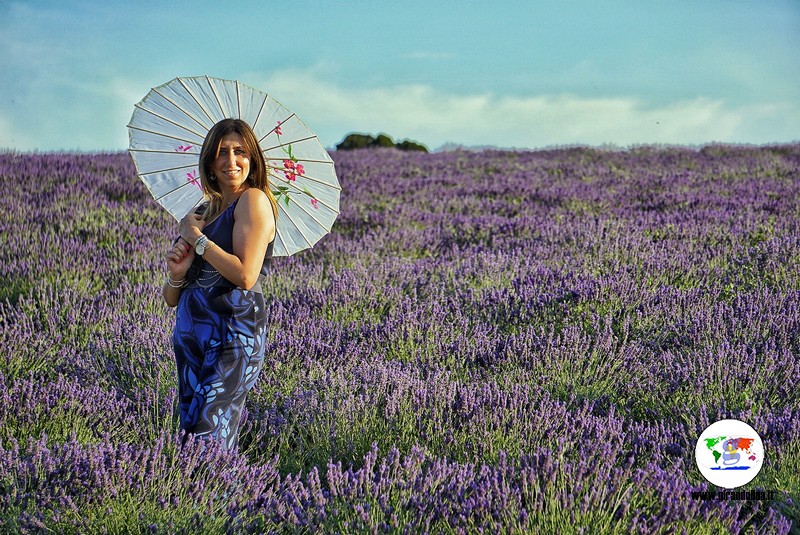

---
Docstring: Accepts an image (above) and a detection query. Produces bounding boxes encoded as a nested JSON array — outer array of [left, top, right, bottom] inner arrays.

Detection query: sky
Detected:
[[0, 0, 798, 152]]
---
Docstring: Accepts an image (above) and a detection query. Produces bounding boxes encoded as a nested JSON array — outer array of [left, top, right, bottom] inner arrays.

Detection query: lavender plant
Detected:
[[0, 145, 798, 533]]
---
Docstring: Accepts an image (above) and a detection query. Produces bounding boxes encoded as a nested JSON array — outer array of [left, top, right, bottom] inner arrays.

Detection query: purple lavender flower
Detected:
[[0, 146, 798, 532]]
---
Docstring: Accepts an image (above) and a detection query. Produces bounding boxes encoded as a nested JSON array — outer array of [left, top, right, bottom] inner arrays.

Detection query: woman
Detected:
[[163, 118, 278, 450]]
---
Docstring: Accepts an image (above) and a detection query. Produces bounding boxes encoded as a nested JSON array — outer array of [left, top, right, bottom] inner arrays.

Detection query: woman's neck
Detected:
[[221, 186, 249, 207]]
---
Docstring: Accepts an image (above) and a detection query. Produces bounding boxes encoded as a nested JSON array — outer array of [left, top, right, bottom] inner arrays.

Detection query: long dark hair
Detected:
[[198, 118, 278, 222]]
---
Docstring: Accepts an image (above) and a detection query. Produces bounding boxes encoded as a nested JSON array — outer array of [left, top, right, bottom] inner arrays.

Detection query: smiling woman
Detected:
[[163, 118, 278, 450], [212, 136, 252, 194]]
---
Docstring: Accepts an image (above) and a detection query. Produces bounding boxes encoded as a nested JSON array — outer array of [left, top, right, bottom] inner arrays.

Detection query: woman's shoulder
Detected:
[[234, 188, 272, 219], [237, 188, 270, 207], [241, 187, 268, 200]]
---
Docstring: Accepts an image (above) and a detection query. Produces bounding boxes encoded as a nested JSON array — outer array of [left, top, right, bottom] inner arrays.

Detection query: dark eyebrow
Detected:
[[218, 144, 247, 152]]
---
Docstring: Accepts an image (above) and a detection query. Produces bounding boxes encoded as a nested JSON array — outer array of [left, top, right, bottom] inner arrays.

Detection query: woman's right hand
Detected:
[[166, 237, 195, 280]]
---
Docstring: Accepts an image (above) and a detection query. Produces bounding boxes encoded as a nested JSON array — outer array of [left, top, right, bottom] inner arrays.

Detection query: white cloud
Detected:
[[3, 66, 797, 152], [0, 71, 156, 152], [245, 68, 799, 150]]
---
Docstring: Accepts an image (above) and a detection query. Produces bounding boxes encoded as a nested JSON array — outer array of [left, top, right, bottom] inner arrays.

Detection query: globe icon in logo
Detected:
[[695, 419, 764, 489]]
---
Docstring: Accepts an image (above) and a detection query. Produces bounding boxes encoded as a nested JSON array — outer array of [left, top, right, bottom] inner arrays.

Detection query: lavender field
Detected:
[[0, 145, 799, 533]]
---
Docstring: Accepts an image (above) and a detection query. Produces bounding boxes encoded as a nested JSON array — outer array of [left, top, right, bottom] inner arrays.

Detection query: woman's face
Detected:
[[213, 132, 251, 192]]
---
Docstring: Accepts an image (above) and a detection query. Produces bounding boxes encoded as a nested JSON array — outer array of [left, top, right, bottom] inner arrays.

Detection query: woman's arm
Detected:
[[188, 189, 276, 290]]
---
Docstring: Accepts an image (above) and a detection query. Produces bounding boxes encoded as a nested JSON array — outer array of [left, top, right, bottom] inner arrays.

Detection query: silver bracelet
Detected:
[[166, 276, 186, 288]]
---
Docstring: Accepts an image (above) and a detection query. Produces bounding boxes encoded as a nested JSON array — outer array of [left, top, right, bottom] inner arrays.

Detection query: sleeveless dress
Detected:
[[172, 199, 273, 450]]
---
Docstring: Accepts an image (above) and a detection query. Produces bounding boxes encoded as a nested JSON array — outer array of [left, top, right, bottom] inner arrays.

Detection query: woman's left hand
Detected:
[[179, 212, 206, 244], [166, 237, 195, 278]]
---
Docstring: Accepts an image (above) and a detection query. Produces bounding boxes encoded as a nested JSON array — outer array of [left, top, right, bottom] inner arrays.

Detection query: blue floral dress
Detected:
[[172, 200, 273, 450]]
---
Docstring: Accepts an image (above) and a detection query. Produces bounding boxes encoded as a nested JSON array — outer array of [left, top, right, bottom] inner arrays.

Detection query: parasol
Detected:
[[127, 75, 340, 256]]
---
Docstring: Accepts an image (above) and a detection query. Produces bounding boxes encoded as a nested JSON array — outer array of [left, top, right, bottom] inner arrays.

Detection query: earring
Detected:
[[209, 174, 217, 181]]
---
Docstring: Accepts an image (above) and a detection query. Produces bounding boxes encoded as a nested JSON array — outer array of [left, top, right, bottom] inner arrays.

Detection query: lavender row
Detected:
[[0, 432, 792, 533], [0, 146, 798, 531]]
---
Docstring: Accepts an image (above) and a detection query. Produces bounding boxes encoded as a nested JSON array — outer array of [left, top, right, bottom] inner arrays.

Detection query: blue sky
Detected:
[[1, 0, 798, 151]]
